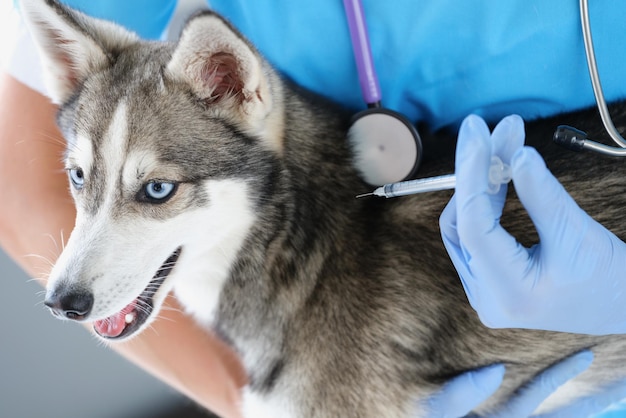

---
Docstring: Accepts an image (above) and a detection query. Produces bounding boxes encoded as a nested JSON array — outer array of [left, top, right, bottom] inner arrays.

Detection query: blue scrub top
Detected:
[[48, 0, 626, 132]]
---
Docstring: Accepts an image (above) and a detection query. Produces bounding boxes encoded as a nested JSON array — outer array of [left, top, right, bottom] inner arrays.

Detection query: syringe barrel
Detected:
[[382, 174, 456, 197], [377, 156, 511, 198]]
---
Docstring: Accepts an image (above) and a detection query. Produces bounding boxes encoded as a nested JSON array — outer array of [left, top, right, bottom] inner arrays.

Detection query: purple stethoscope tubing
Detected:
[[343, 0, 382, 106]]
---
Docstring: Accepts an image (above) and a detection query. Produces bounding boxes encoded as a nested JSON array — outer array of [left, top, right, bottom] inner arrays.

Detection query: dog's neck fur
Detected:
[[212, 81, 372, 382]]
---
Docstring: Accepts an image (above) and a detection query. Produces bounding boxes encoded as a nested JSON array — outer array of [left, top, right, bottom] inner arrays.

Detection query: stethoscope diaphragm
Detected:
[[348, 108, 422, 186]]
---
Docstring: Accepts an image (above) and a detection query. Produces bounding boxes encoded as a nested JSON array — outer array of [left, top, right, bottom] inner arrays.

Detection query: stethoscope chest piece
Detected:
[[343, 0, 423, 186], [348, 108, 422, 186]]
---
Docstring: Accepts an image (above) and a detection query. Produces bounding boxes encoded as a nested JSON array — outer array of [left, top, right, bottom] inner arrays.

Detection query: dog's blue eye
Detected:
[[69, 168, 84, 189], [144, 181, 177, 202]]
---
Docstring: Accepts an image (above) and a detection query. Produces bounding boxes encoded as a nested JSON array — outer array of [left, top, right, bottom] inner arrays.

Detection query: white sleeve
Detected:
[[0, 0, 208, 96], [1, 2, 49, 96]]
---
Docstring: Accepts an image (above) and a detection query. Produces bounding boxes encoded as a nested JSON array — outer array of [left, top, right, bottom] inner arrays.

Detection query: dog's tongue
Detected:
[[93, 301, 136, 338]]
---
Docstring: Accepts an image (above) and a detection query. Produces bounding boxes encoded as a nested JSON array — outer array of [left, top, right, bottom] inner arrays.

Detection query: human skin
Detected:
[[0, 72, 247, 418]]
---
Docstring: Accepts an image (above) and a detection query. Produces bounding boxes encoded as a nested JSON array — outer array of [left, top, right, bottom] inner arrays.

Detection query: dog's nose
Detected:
[[44, 287, 94, 321]]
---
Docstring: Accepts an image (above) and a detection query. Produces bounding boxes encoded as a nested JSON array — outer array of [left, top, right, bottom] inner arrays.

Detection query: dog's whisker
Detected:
[[159, 304, 183, 315], [91, 332, 111, 349], [144, 322, 161, 338], [134, 301, 153, 317], [23, 130, 68, 151], [139, 286, 160, 294], [134, 298, 151, 308], [23, 252, 55, 265], [155, 260, 177, 270], [26, 274, 49, 284], [60, 230, 67, 252], [134, 303, 152, 315], [41, 233, 61, 254], [33, 299, 46, 308]]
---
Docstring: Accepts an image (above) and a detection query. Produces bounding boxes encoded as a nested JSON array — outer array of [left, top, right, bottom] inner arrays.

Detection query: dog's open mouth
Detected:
[[93, 248, 181, 340]]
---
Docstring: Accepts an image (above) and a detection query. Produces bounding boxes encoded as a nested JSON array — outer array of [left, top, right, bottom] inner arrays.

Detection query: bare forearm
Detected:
[[0, 72, 245, 418], [0, 72, 75, 278], [120, 296, 247, 418]]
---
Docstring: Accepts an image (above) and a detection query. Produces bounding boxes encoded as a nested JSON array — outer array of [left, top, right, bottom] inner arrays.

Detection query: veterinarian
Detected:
[[2, 0, 626, 417]]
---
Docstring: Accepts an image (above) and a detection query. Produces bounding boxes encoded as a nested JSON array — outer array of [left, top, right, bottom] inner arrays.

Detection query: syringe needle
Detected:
[[356, 176, 454, 199]]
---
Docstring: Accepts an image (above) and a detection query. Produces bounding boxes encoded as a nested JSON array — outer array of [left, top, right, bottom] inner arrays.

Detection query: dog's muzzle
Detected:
[[92, 248, 182, 340], [44, 248, 182, 340]]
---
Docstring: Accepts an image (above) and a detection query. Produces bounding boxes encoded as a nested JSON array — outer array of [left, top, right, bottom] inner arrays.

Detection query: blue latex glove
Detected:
[[440, 114, 626, 335], [425, 351, 626, 417]]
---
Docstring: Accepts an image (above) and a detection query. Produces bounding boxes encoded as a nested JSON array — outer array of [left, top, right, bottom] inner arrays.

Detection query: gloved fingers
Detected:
[[423, 364, 505, 418], [449, 117, 511, 304], [485, 114, 525, 212], [440, 195, 460, 248], [454, 115, 502, 243], [454, 117, 530, 282], [490, 114, 526, 165], [440, 195, 482, 307], [455, 114, 493, 198], [487, 350, 593, 418], [510, 147, 588, 247], [532, 368, 626, 418]]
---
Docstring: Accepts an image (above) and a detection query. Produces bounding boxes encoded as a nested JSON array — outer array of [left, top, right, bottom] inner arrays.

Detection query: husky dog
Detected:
[[20, 0, 626, 416]]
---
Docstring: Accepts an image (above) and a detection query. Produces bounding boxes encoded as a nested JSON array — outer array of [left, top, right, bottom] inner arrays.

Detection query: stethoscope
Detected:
[[345, 0, 626, 188], [553, 0, 626, 156], [343, 0, 423, 186]]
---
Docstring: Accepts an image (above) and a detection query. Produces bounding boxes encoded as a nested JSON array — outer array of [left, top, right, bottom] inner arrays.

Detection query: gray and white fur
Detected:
[[19, 0, 626, 416]]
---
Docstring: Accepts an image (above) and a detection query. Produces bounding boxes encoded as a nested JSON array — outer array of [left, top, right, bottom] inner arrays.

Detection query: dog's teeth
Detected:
[[125, 313, 135, 324]]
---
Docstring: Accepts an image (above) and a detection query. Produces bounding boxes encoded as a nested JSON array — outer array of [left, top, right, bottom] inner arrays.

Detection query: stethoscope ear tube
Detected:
[[553, 125, 587, 152], [554, 0, 626, 157], [554, 125, 626, 156]]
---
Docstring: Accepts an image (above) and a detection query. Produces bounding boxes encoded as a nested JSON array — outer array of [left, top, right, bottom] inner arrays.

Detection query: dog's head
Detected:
[[21, 0, 285, 340]]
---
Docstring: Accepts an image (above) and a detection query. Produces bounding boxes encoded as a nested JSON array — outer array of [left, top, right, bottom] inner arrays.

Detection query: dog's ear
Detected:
[[20, 0, 138, 104], [165, 12, 283, 149]]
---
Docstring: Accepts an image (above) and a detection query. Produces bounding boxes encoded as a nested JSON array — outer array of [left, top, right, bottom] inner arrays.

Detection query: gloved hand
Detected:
[[440, 114, 626, 335], [424, 350, 626, 417]]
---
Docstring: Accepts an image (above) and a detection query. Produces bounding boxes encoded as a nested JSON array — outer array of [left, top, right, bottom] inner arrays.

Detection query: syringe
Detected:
[[357, 156, 512, 198]]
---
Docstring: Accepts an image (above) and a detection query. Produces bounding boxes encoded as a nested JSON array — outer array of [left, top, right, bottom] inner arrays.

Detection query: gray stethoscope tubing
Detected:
[[554, 0, 626, 156]]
